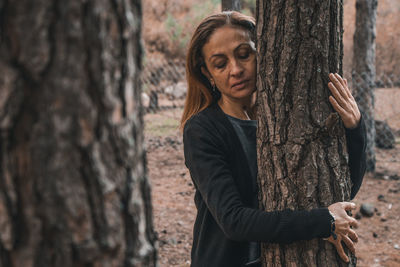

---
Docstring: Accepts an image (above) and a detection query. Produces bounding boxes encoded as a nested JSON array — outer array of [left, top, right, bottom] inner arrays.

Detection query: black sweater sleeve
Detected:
[[183, 116, 332, 243], [345, 115, 367, 199]]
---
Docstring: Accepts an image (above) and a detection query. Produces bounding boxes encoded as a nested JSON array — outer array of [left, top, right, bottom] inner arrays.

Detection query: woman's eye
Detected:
[[214, 62, 226, 69], [238, 51, 250, 59]]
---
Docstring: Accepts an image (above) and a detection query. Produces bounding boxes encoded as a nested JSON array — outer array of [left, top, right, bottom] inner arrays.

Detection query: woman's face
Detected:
[[201, 25, 256, 102]]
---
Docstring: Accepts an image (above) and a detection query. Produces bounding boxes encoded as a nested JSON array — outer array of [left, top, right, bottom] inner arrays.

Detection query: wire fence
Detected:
[[141, 57, 400, 172], [344, 72, 400, 151], [141, 58, 186, 112]]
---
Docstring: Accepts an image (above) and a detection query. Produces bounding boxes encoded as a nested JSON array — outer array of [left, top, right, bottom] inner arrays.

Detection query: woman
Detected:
[[181, 11, 366, 267]]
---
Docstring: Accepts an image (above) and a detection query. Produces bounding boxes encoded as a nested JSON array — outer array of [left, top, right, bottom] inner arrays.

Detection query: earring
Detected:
[[210, 80, 216, 92]]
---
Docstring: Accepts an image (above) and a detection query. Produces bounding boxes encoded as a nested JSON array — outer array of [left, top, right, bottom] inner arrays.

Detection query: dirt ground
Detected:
[[145, 104, 400, 267]]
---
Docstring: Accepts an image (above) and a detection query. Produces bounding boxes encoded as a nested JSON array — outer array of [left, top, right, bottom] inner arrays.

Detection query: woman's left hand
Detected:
[[328, 73, 361, 129]]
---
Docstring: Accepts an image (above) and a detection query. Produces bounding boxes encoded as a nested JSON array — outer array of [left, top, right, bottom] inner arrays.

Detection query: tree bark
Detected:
[[256, 0, 354, 266], [352, 0, 377, 172], [222, 0, 241, 11], [0, 1, 156, 266]]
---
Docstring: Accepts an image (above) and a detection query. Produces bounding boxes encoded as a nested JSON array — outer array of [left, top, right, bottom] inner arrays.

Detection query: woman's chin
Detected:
[[233, 88, 255, 99]]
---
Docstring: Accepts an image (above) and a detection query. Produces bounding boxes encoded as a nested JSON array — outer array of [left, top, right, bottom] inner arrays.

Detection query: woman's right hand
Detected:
[[326, 202, 359, 262], [328, 202, 358, 235], [325, 229, 358, 262]]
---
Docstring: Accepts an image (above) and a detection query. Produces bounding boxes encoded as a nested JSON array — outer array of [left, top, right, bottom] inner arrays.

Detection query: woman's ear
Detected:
[[201, 66, 212, 82]]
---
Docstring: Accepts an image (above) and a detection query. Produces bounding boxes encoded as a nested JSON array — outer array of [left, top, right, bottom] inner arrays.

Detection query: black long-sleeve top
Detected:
[[183, 102, 366, 267]]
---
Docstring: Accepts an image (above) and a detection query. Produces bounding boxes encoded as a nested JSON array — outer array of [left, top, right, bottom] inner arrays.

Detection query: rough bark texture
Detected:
[[222, 0, 241, 11], [256, 0, 354, 266], [0, 0, 157, 266], [352, 0, 377, 172]]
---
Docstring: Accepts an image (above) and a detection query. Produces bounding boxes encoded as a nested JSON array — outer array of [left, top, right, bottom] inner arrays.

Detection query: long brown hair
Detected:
[[180, 11, 256, 131]]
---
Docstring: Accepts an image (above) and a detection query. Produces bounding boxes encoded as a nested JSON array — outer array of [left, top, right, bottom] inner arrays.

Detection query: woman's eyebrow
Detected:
[[208, 42, 253, 61], [234, 43, 251, 52], [209, 53, 225, 61]]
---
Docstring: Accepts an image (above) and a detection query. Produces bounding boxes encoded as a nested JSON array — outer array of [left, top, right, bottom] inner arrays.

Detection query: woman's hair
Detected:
[[180, 11, 256, 131]]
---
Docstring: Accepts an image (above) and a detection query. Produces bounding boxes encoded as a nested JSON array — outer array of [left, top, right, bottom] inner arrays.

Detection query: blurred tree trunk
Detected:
[[256, 0, 354, 266], [352, 0, 378, 172], [0, 1, 156, 267], [222, 0, 241, 11]]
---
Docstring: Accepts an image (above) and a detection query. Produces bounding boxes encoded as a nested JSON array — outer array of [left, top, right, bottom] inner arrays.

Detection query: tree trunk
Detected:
[[222, 0, 241, 11], [0, 1, 156, 266], [352, 0, 377, 172], [256, 0, 354, 266]]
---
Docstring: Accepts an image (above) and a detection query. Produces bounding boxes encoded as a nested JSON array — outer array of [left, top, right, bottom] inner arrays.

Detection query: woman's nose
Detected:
[[230, 60, 244, 77]]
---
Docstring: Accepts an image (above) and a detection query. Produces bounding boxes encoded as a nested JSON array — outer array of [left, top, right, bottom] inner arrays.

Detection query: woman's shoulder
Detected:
[[185, 103, 221, 129], [183, 103, 230, 142]]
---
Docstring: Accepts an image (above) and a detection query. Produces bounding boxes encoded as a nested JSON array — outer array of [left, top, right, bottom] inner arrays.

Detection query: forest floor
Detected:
[[145, 91, 400, 267]]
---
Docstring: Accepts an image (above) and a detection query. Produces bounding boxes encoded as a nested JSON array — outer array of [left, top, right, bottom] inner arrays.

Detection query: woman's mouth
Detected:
[[231, 79, 249, 89]]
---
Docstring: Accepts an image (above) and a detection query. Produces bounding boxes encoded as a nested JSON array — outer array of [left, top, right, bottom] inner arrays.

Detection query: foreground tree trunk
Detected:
[[0, 1, 156, 266], [222, 0, 241, 11], [256, 0, 354, 266], [352, 0, 377, 172]]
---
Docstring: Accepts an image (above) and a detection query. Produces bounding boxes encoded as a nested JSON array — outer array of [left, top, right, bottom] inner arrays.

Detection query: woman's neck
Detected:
[[218, 94, 255, 120]]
